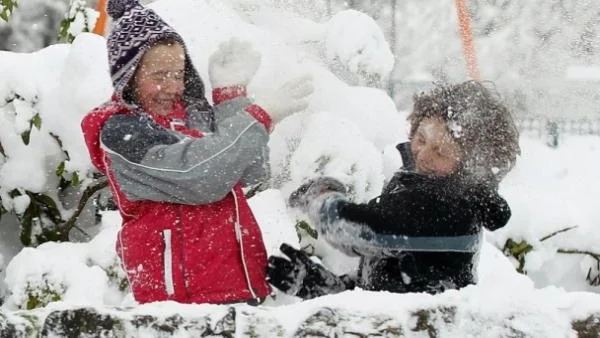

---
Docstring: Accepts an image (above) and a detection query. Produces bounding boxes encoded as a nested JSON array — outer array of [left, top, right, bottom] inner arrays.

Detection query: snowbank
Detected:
[[2, 286, 600, 337]]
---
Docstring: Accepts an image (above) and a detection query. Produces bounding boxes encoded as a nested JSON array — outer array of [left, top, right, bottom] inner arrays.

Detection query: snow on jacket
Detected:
[[309, 171, 511, 295], [81, 88, 273, 304]]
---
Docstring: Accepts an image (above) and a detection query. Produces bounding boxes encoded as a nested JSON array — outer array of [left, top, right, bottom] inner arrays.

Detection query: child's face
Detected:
[[133, 43, 185, 116], [410, 117, 462, 176]]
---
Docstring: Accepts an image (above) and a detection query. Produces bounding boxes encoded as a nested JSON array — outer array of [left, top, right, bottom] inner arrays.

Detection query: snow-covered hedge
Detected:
[[2, 286, 600, 337]]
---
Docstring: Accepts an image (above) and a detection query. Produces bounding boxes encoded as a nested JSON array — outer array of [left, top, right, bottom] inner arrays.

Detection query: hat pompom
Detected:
[[107, 0, 139, 19]]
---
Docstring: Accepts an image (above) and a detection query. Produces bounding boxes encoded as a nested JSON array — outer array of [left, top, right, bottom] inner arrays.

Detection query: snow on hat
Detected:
[[105, 0, 213, 125]]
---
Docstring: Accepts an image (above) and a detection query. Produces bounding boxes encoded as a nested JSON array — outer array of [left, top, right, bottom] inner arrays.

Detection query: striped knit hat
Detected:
[[105, 0, 212, 115]]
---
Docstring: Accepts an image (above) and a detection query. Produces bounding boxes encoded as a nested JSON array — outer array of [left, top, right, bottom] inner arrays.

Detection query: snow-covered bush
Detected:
[[0, 33, 111, 248], [58, 0, 99, 43], [3, 212, 126, 310], [488, 137, 600, 293], [0, 0, 96, 52]]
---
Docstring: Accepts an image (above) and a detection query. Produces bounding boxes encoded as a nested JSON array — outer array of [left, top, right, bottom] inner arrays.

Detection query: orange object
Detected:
[[455, 0, 480, 80], [92, 0, 108, 36]]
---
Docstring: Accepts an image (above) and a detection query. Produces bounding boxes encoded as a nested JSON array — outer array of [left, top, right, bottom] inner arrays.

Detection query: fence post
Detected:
[[546, 120, 559, 148], [455, 0, 480, 80], [92, 0, 108, 36]]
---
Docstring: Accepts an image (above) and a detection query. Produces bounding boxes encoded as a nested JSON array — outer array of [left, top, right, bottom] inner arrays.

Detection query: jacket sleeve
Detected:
[[214, 97, 270, 187], [309, 181, 485, 256], [100, 98, 269, 205], [239, 145, 269, 187], [306, 193, 392, 257]]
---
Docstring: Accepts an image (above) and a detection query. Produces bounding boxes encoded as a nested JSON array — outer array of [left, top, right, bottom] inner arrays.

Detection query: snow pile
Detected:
[[489, 136, 600, 293], [323, 9, 395, 85], [0, 44, 68, 195], [2, 212, 125, 310]]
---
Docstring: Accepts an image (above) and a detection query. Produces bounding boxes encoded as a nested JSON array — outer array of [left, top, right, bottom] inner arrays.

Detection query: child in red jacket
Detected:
[[81, 0, 312, 304]]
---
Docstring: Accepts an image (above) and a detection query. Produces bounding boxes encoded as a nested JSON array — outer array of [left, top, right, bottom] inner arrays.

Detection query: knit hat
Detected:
[[105, 0, 213, 128]]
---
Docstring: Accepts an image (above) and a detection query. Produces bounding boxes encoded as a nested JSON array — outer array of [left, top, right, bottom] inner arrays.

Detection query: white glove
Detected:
[[255, 74, 314, 124], [208, 38, 261, 88]]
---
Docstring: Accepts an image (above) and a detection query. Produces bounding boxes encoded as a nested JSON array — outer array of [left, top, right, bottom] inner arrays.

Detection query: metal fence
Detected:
[[517, 117, 600, 137]]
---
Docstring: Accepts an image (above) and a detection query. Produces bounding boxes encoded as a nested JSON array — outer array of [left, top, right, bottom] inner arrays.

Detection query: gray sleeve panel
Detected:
[[239, 143, 270, 187], [215, 96, 270, 187], [319, 217, 483, 257], [310, 195, 483, 256], [103, 110, 269, 205]]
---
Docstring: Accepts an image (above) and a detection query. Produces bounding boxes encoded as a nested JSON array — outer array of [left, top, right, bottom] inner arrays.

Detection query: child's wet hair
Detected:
[[408, 81, 520, 186]]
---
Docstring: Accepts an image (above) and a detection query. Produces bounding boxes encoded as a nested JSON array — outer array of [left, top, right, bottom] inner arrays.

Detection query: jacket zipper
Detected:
[[162, 229, 175, 296], [176, 207, 191, 299], [231, 189, 259, 300]]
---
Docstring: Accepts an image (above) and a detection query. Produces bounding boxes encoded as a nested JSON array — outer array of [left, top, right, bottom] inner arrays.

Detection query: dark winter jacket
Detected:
[[312, 171, 511, 294], [81, 88, 273, 305]]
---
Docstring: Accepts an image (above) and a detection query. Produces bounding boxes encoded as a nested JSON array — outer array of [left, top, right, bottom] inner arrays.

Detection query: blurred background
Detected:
[[2, 0, 599, 136]]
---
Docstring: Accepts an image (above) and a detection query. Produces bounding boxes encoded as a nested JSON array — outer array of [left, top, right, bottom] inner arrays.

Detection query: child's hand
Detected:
[[267, 243, 349, 299], [208, 38, 261, 88], [288, 176, 346, 211], [255, 74, 314, 124]]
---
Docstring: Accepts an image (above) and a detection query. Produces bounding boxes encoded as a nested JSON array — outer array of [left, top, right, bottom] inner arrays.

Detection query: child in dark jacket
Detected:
[[267, 81, 520, 298]]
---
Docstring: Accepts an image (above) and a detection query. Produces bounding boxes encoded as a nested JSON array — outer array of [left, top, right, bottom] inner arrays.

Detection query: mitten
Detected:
[[267, 243, 353, 299], [288, 176, 346, 211], [254, 74, 314, 124], [208, 38, 261, 88]]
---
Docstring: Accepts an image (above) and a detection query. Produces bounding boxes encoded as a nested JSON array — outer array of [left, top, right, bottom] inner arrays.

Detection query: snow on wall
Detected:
[[0, 0, 600, 329]]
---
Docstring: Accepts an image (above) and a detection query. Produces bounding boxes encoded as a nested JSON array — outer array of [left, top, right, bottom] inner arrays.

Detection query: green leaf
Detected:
[[71, 171, 80, 186], [26, 295, 38, 310], [58, 17, 75, 43], [19, 204, 38, 246], [32, 113, 41, 130], [295, 219, 318, 241], [0, 0, 17, 22], [21, 129, 31, 145], [502, 238, 533, 274], [30, 193, 63, 224], [55, 161, 65, 177]]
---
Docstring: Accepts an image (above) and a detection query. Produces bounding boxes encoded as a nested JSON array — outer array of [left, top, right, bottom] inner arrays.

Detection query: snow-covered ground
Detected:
[[1, 0, 600, 336]]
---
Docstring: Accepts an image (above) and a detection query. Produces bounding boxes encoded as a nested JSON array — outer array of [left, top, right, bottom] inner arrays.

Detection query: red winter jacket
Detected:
[[81, 88, 272, 304]]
